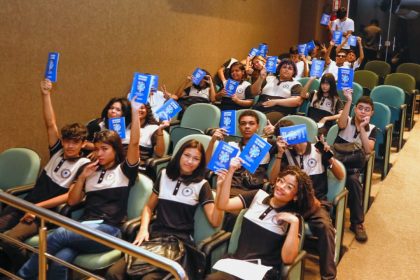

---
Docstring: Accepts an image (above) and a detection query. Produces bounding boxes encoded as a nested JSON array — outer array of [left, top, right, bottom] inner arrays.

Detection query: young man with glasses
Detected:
[[323, 40, 349, 80], [336, 90, 377, 242]]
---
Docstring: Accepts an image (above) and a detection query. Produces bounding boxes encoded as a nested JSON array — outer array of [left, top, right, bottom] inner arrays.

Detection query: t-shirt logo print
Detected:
[[308, 158, 317, 168], [182, 187, 194, 197], [61, 169, 71, 178], [249, 145, 261, 158], [106, 173, 115, 183], [218, 151, 230, 163]]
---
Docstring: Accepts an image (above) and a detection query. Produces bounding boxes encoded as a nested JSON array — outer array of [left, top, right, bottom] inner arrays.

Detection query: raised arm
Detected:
[[336, 35, 349, 54], [325, 41, 335, 66], [40, 79, 60, 147], [175, 76, 192, 98], [269, 136, 288, 184], [337, 88, 352, 129], [205, 128, 226, 164], [279, 212, 300, 264], [357, 37, 365, 65], [153, 121, 170, 157], [206, 75, 217, 103], [250, 68, 267, 96], [126, 102, 140, 165]]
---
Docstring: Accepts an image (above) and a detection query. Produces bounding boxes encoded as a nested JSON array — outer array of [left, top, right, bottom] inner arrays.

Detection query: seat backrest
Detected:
[[384, 73, 416, 93], [170, 126, 204, 151], [127, 174, 154, 220], [193, 198, 222, 244], [281, 115, 318, 143], [326, 160, 346, 202], [370, 85, 405, 107], [326, 124, 339, 146], [298, 77, 320, 93], [162, 130, 171, 156], [180, 103, 221, 131], [0, 148, 41, 191], [364, 60, 391, 80], [396, 63, 420, 82], [235, 109, 267, 136], [370, 102, 391, 157], [354, 70, 379, 90], [172, 134, 213, 155], [337, 82, 363, 105]]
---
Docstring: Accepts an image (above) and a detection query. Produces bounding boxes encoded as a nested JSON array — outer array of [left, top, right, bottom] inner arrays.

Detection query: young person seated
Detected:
[[205, 162, 318, 280], [0, 79, 90, 273], [245, 55, 266, 84], [215, 57, 246, 90], [328, 6, 355, 50], [335, 91, 376, 242], [105, 139, 223, 280], [268, 119, 344, 280], [17, 99, 141, 280], [289, 46, 309, 79], [303, 74, 344, 136], [251, 59, 309, 124], [322, 41, 350, 80], [336, 35, 365, 70], [174, 70, 216, 119], [216, 62, 253, 111], [206, 110, 269, 197]]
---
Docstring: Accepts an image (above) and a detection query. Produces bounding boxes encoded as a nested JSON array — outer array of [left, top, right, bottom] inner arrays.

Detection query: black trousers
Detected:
[[346, 172, 364, 225]]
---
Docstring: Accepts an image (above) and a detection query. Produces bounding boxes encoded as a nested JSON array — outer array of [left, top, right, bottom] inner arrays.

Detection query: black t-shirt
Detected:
[[80, 159, 139, 227], [233, 190, 296, 267], [151, 169, 214, 237]]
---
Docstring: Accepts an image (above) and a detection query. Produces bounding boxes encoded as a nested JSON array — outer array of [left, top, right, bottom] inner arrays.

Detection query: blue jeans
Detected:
[[17, 223, 121, 280]]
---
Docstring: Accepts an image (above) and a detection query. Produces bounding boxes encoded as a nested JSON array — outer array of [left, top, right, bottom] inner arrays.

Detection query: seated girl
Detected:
[[305, 73, 343, 135], [205, 160, 318, 280], [17, 100, 141, 280], [246, 55, 266, 84], [216, 62, 253, 111], [106, 139, 223, 280]]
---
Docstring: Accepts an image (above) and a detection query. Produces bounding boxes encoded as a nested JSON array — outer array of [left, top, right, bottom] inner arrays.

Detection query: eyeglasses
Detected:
[[356, 106, 372, 112], [336, 55, 346, 58]]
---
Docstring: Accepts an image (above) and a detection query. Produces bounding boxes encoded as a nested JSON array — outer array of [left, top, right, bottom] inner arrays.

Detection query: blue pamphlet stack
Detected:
[[129, 73, 152, 104], [337, 68, 354, 90], [108, 117, 126, 139], [192, 68, 206, 86], [249, 48, 259, 57], [298, 44, 308, 56], [333, 31, 343, 45], [279, 124, 308, 145], [239, 134, 271, 174], [258, 43, 268, 58], [225, 79, 239, 96], [220, 110, 236, 136], [306, 40, 316, 52], [348, 35, 357, 47], [45, 52, 60, 82], [266, 56, 278, 73], [310, 59, 326, 78], [207, 141, 239, 172]]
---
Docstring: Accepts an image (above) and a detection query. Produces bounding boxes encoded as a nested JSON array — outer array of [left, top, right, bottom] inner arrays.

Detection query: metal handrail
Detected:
[[0, 191, 187, 280]]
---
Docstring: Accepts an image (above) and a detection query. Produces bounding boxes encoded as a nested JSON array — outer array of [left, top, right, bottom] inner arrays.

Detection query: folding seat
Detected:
[[354, 70, 379, 96], [364, 60, 391, 85]]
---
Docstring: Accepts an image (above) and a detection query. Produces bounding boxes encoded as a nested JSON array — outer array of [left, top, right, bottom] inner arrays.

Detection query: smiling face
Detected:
[[230, 64, 244, 81], [179, 148, 202, 176], [252, 57, 265, 70], [107, 102, 123, 119], [273, 175, 298, 204], [335, 51, 347, 66], [137, 103, 147, 120]]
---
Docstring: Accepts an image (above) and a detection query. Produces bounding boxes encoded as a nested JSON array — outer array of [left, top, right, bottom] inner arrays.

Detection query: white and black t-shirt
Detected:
[[185, 86, 211, 101], [234, 190, 296, 267], [80, 159, 139, 227], [151, 169, 214, 235], [24, 141, 90, 204], [220, 80, 253, 111], [335, 116, 377, 146], [307, 92, 343, 126], [122, 124, 159, 162]]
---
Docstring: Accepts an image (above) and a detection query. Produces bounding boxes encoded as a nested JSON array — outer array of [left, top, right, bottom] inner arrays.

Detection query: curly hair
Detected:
[[140, 103, 159, 127]]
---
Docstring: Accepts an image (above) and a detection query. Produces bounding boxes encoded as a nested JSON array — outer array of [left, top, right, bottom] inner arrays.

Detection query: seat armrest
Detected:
[[5, 184, 35, 196], [59, 200, 86, 217], [281, 250, 306, 280]]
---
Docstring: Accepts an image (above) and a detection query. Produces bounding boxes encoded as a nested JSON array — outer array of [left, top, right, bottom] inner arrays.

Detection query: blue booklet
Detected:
[[333, 31, 343, 45], [306, 40, 316, 52], [192, 68, 206, 86], [258, 43, 268, 57], [129, 73, 152, 104], [150, 74, 159, 92], [155, 98, 182, 121], [279, 124, 308, 145], [320, 13, 330, 25], [108, 117, 126, 139], [207, 141, 239, 172], [297, 44, 308, 56], [266, 56, 278, 73], [239, 134, 271, 174], [249, 48, 259, 57], [348, 35, 357, 47], [310, 59, 325, 78], [220, 110, 236, 136], [45, 52, 60, 82], [225, 79, 239, 97], [337, 68, 354, 90]]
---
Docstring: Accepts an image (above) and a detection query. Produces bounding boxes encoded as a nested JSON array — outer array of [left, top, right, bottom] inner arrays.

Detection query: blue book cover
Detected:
[[129, 73, 152, 104], [309, 59, 325, 78], [239, 134, 272, 174], [225, 79, 239, 96], [266, 56, 278, 73], [249, 48, 259, 57], [306, 40, 316, 52], [108, 117, 126, 139], [297, 44, 308, 56], [192, 68, 206, 86], [150, 74, 159, 92], [320, 13, 330, 25], [337, 68, 354, 90], [279, 124, 308, 145], [155, 98, 182, 121], [258, 43, 268, 57], [348, 35, 357, 47], [333, 31, 343, 45], [220, 110, 236, 136], [44, 52, 60, 82], [207, 141, 239, 172]]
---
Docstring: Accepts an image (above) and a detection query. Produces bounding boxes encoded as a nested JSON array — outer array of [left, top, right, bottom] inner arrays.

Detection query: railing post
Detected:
[[39, 219, 47, 280]]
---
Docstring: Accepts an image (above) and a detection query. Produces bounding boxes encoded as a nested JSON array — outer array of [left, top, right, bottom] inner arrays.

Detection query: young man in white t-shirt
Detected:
[[328, 7, 354, 50]]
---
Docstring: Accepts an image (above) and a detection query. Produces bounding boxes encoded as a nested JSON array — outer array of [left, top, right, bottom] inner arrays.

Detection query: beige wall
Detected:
[[0, 0, 304, 163]]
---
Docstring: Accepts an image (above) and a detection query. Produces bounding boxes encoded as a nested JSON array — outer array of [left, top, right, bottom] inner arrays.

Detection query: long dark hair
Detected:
[[166, 139, 206, 184], [275, 59, 297, 83], [101, 97, 132, 128], [140, 103, 159, 127], [314, 73, 339, 111], [228, 62, 246, 82], [93, 130, 125, 166]]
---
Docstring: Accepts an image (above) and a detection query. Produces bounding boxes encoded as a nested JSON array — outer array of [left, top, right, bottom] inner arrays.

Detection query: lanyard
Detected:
[[172, 180, 182, 195], [54, 158, 66, 173]]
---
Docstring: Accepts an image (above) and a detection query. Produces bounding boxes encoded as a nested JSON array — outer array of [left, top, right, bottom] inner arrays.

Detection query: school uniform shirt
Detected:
[[80, 159, 139, 227], [254, 76, 302, 115], [228, 140, 269, 196], [122, 124, 159, 163], [148, 90, 167, 120], [307, 91, 343, 124], [335, 116, 377, 146], [24, 141, 90, 204], [184, 86, 211, 101], [322, 60, 349, 80], [220, 80, 253, 111], [295, 60, 307, 79], [282, 143, 330, 201], [331, 18, 355, 49], [234, 189, 296, 267], [151, 169, 214, 236], [344, 60, 361, 70]]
